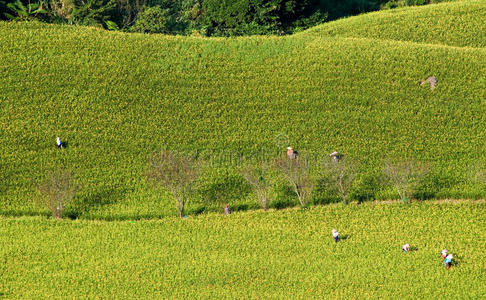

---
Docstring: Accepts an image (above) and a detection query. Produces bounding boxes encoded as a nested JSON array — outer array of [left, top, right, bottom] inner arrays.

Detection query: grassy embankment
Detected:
[[0, 0, 485, 219]]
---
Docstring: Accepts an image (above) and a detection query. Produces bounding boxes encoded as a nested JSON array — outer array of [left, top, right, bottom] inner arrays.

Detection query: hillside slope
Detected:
[[303, 0, 486, 48], [0, 0, 485, 218]]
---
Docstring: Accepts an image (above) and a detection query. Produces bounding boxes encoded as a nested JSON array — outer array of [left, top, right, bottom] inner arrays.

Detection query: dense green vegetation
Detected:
[[0, 0, 455, 36], [0, 202, 484, 298], [1, 0, 485, 219]]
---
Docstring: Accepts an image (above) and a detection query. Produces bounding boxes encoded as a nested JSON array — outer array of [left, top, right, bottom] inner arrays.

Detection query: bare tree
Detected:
[[146, 151, 199, 217], [275, 154, 314, 207], [241, 162, 273, 210], [37, 168, 77, 219], [321, 157, 357, 205], [383, 159, 429, 203]]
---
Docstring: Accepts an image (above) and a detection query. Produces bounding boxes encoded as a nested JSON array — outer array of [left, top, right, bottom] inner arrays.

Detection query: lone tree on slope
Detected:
[[275, 153, 314, 207], [146, 150, 199, 218], [320, 156, 358, 205], [241, 161, 273, 211], [383, 159, 429, 203], [37, 168, 77, 219]]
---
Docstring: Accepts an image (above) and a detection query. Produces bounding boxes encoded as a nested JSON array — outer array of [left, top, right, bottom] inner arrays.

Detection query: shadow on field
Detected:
[[451, 254, 463, 267], [65, 187, 127, 219], [191, 203, 256, 216], [231, 203, 252, 212], [192, 206, 207, 215], [340, 235, 351, 241], [54, 141, 69, 149]]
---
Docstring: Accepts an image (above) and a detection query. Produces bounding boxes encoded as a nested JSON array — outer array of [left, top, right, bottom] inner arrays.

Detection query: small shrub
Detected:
[[271, 179, 297, 209], [350, 171, 380, 203], [311, 180, 341, 205]]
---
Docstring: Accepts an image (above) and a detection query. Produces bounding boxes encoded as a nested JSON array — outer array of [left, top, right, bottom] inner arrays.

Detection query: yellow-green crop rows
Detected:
[[0, 0, 485, 218], [304, 0, 486, 48], [0, 202, 484, 298]]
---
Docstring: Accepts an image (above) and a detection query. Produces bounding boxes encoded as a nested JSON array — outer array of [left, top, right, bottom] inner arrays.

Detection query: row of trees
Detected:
[[145, 151, 432, 218], [36, 150, 433, 219], [40, 148, 486, 219], [0, 0, 446, 36]]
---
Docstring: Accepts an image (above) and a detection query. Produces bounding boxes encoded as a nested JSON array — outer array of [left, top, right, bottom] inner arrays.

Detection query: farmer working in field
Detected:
[[441, 249, 448, 260], [56, 137, 64, 148], [330, 151, 340, 162], [287, 147, 297, 159], [332, 229, 340, 242], [444, 254, 453, 270]]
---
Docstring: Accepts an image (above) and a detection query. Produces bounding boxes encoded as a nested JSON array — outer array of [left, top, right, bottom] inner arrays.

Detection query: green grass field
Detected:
[[0, 202, 484, 298], [0, 0, 485, 219], [305, 0, 486, 48]]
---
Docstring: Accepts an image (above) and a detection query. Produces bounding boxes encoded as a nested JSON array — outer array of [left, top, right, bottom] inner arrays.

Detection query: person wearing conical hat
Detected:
[[402, 244, 411, 253], [330, 151, 340, 163]]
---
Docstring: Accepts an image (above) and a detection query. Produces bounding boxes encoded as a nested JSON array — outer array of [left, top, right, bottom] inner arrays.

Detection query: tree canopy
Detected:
[[0, 0, 449, 36]]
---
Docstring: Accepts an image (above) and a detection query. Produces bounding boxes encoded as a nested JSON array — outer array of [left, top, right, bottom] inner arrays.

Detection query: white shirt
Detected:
[[332, 231, 339, 238], [56, 137, 61, 146]]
